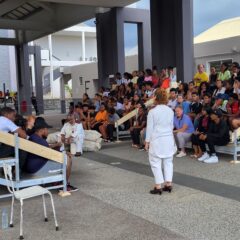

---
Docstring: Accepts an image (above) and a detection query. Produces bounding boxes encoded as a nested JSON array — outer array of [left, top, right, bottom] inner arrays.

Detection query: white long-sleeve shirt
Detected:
[[146, 105, 176, 157]]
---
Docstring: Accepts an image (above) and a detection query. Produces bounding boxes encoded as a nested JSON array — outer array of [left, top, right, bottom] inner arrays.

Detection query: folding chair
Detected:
[[3, 164, 59, 240]]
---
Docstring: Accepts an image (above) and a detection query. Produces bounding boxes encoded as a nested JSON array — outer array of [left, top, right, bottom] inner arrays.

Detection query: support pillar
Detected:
[[150, 0, 193, 82], [34, 46, 44, 114], [96, 8, 125, 87], [60, 75, 66, 114], [82, 31, 86, 62], [16, 44, 32, 115]]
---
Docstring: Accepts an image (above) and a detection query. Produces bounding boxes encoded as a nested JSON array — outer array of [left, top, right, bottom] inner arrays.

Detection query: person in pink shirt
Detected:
[[144, 69, 153, 82]]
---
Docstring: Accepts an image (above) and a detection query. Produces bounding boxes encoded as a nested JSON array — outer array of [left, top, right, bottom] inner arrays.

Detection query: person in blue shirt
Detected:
[[176, 94, 190, 114], [174, 106, 195, 158], [25, 117, 78, 192]]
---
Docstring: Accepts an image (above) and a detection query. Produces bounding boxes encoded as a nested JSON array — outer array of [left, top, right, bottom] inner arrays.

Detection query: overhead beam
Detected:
[[0, 0, 30, 17], [0, 37, 19, 45], [0, 18, 54, 31]]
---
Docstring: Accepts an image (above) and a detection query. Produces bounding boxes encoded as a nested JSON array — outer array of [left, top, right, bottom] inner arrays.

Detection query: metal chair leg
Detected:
[[48, 193, 59, 231], [19, 200, 24, 240], [10, 195, 14, 227], [42, 195, 48, 222]]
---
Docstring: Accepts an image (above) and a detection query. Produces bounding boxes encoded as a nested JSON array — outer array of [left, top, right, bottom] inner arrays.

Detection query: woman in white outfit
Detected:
[[145, 88, 176, 195]]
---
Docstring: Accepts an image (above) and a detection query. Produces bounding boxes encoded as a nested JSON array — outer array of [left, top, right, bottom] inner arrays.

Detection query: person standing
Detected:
[[145, 89, 176, 195], [31, 92, 39, 115]]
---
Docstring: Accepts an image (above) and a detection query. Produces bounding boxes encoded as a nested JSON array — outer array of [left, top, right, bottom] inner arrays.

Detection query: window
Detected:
[[208, 59, 232, 72]]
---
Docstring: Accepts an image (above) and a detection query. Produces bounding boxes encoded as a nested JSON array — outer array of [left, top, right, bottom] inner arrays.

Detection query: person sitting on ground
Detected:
[[143, 82, 155, 101], [176, 94, 190, 114], [61, 114, 85, 156], [131, 70, 139, 85], [193, 64, 209, 87], [91, 103, 108, 133], [130, 105, 147, 148], [218, 62, 231, 82], [226, 93, 240, 126], [197, 109, 230, 164], [94, 93, 102, 112], [0, 107, 27, 170], [202, 93, 213, 108], [224, 80, 233, 95], [167, 88, 178, 110], [189, 92, 202, 128], [212, 79, 226, 97], [24, 117, 78, 192], [99, 108, 124, 142], [230, 62, 240, 85], [191, 106, 211, 158], [212, 93, 228, 114], [209, 66, 218, 91], [144, 69, 153, 82], [174, 106, 195, 158]]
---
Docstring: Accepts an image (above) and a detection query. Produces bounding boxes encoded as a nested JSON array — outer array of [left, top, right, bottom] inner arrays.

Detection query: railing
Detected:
[[114, 98, 155, 141]]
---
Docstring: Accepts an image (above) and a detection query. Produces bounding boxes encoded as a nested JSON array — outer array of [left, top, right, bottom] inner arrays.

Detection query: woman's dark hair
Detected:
[[108, 108, 116, 115], [145, 69, 152, 76], [14, 114, 27, 129], [83, 93, 89, 99], [198, 82, 209, 96], [202, 106, 212, 115], [222, 62, 229, 72]]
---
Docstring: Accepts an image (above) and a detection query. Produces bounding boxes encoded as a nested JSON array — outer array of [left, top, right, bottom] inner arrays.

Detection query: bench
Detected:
[[0, 132, 68, 199], [184, 130, 240, 163]]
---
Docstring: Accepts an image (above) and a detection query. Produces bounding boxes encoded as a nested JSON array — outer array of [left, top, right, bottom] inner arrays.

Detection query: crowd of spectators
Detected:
[[70, 62, 240, 163]]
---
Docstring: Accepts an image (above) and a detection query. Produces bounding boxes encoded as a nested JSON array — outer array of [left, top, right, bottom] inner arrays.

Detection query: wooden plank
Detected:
[[0, 132, 63, 164], [115, 109, 138, 127], [115, 98, 155, 127]]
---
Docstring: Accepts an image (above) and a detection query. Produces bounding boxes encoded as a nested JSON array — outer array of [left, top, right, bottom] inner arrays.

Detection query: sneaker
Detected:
[[204, 155, 219, 164], [67, 184, 79, 192], [176, 151, 186, 158], [198, 152, 209, 162], [138, 146, 145, 151]]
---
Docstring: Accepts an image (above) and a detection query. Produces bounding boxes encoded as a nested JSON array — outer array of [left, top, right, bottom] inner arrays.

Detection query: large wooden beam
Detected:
[[115, 98, 155, 127], [0, 132, 64, 164]]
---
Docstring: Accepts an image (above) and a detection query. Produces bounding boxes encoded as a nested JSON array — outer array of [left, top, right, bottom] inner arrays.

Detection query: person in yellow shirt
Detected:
[[193, 64, 209, 87]]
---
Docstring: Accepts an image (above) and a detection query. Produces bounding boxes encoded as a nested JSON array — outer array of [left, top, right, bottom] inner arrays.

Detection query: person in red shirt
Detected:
[[152, 69, 159, 87], [226, 93, 240, 127]]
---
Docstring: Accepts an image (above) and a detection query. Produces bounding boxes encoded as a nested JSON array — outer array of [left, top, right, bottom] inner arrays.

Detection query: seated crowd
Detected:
[[69, 62, 240, 164]]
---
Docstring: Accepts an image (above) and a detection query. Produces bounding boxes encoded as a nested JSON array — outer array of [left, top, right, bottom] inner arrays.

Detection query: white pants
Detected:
[[149, 154, 173, 185]]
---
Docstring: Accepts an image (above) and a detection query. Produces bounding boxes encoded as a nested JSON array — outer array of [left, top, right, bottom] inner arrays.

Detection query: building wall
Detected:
[[194, 36, 240, 73], [71, 62, 99, 99], [35, 35, 97, 62]]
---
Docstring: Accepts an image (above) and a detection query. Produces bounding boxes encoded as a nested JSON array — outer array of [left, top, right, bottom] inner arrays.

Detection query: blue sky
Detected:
[[86, 0, 240, 50]]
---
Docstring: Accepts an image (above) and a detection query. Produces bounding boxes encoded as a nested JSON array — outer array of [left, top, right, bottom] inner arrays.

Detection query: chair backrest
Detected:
[[3, 164, 15, 194]]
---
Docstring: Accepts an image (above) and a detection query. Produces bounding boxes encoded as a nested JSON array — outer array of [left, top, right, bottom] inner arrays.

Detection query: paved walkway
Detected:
[[1, 113, 240, 240]]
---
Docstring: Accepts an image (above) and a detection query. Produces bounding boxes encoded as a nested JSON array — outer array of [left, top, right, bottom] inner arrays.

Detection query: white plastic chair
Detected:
[[3, 164, 59, 240]]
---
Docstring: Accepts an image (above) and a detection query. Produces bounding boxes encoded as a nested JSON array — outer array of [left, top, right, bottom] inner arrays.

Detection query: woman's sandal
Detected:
[[150, 188, 162, 195], [162, 185, 173, 193]]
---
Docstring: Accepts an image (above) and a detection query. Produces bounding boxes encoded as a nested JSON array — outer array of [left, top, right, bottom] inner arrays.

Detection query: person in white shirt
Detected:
[[167, 66, 177, 83], [167, 88, 178, 110], [145, 89, 176, 195], [61, 114, 85, 156], [0, 107, 27, 169], [115, 72, 125, 86]]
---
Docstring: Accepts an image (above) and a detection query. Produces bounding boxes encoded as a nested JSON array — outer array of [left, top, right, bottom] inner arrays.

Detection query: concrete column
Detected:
[[34, 46, 44, 114], [96, 8, 125, 87], [60, 74, 66, 114], [82, 31, 86, 62], [150, 0, 193, 82], [48, 34, 54, 97], [16, 44, 32, 115]]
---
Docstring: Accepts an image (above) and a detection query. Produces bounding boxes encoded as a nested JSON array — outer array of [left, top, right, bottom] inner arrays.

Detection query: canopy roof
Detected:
[[0, 0, 137, 45]]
